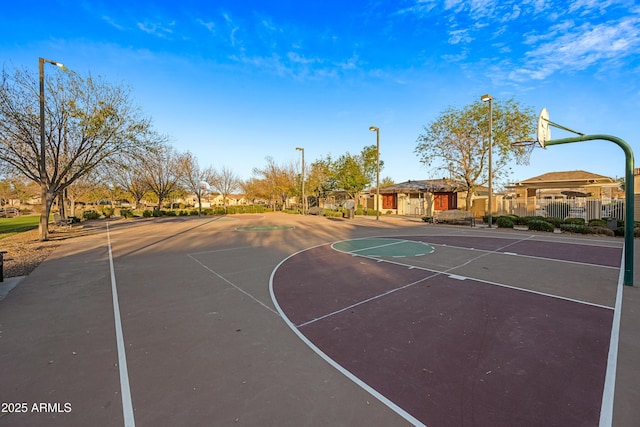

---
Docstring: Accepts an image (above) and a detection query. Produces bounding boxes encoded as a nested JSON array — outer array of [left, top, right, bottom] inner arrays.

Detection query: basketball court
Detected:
[[0, 214, 638, 426]]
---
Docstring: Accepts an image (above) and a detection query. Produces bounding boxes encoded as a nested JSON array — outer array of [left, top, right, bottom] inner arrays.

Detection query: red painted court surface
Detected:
[[272, 236, 622, 426]]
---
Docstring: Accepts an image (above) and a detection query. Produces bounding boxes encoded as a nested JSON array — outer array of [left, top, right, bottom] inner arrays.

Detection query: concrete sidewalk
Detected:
[[0, 275, 25, 301]]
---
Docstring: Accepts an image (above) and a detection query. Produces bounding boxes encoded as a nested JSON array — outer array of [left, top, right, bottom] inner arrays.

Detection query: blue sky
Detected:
[[2, 0, 639, 187]]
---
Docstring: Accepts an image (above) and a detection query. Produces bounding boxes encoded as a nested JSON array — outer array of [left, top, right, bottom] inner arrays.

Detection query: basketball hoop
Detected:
[[510, 108, 551, 165], [511, 140, 538, 165]]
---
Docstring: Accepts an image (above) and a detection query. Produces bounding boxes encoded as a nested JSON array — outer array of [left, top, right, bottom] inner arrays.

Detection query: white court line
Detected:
[[106, 222, 136, 427], [334, 239, 406, 253], [296, 273, 439, 328], [188, 245, 257, 256], [349, 235, 615, 310], [269, 246, 427, 427], [427, 241, 619, 270], [188, 253, 280, 316], [599, 250, 625, 427], [270, 236, 619, 427]]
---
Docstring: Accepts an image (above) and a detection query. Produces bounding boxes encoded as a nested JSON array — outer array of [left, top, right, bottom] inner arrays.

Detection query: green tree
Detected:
[[307, 158, 335, 201], [415, 98, 535, 211], [331, 145, 383, 201], [381, 177, 395, 188], [0, 64, 160, 240]]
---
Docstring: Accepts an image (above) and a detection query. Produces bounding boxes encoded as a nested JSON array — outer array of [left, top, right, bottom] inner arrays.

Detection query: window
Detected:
[[382, 194, 397, 209], [434, 193, 456, 210]]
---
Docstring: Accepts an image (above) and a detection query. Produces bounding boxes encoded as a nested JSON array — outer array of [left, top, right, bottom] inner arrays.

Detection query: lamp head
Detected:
[[480, 94, 493, 102], [296, 147, 303, 151], [369, 126, 379, 132]]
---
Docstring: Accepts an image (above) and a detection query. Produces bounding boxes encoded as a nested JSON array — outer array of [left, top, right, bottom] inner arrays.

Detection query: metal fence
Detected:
[[499, 197, 626, 221]]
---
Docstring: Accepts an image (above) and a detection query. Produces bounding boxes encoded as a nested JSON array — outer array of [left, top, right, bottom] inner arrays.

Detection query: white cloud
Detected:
[[137, 20, 175, 38], [448, 29, 473, 45], [102, 15, 125, 31], [197, 19, 216, 33]]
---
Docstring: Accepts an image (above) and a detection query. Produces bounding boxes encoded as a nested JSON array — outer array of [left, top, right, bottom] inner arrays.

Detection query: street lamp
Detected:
[[39, 57, 64, 239], [369, 126, 380, 221], [296, 147, 305, 214], [480, 94, 493, 228]]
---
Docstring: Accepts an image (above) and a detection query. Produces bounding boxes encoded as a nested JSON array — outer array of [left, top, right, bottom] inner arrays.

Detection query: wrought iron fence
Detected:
[[501, 197, 626, 221]]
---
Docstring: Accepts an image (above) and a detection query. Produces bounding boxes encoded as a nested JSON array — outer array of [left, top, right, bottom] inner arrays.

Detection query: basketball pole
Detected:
[[544, 134, 634, 286]]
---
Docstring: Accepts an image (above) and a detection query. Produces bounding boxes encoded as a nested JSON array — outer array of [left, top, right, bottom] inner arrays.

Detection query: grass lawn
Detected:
[[0, 215, 40, 238]]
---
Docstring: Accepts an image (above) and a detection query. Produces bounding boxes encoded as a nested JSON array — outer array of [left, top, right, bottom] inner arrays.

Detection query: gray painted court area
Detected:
[[1, 214, 639, 426]]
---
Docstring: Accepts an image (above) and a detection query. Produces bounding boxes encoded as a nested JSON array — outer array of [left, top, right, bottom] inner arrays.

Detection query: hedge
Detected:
[[527, 219, 555, 232]]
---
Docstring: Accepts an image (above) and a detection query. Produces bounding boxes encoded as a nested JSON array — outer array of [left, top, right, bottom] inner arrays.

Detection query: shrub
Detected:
[[422, 216, 433, 223], [323, 209, 343, 217], [564, 217, 585, 226], [496, 216, 514, 228], [83, 210, 100, 220], [614, 226, 640, 238], [120, 208, 135, 218], [521, 216, 545, 225], [543, 217, 564, 228], [102, 207, 115, 218], [560, 223, 588, 234], [528, 219, 555, 232], [588, 219, 607, 227], [589, 227, 615, 237], [142, 210, 152, 218]]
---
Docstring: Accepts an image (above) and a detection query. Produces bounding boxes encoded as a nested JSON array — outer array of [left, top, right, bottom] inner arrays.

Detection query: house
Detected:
[[505, 170, 623, 220], [364, 179, 473, 216]]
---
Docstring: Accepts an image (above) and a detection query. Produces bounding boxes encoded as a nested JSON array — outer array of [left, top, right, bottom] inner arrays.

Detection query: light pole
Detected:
[[480, 94, 493, 228], [369, 126, 380, 220], [39, 57, 64, 239], [296, 147, 305, 214]]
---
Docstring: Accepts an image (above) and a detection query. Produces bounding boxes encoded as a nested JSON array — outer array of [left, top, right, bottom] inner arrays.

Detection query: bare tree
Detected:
[[252, 157, 297, 210], [64, 175, 98, 218], [0, 64, 160, 240], [180, 151, 214, 216], [141, 146, 185, 211], [109, 156, 151, 209], [209, 166, 240, 212]]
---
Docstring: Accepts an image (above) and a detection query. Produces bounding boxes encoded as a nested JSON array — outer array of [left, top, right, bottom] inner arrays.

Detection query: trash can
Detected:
[[347, 208, 354, 219], [607, 218, 618, 230]]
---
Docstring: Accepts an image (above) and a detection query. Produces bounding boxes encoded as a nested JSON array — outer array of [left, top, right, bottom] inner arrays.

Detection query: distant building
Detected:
[[505, 170, 623, 220]]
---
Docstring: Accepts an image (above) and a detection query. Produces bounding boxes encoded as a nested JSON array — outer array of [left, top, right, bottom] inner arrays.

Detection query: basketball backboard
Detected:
[[537, 108, 550, 148]]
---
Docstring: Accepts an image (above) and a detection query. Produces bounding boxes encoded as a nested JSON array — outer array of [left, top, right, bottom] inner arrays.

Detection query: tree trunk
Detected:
[[39, 186, 54, 241]]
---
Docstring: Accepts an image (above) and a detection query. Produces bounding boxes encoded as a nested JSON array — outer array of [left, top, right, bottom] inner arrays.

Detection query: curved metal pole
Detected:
[[545, 134, 634, 286]]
